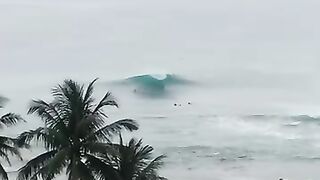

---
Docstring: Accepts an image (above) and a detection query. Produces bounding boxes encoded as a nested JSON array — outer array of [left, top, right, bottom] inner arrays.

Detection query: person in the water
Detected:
[[174, 102, 191, 106]]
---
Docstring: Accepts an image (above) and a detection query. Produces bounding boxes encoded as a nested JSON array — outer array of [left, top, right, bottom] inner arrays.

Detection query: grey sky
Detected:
[[1, 0, 320, 76]]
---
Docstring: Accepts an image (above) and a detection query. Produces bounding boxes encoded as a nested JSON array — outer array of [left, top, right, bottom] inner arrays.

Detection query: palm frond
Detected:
[[139, 155, 166, 176], [17, 150, 58, 180], [85, 154, 120, 180], [36, 148, 70, 180], [17, 127, 46, 146], [0, 163, 8, 180], [0, 135, 30, 149], [83, 142, 118, 157], [74, 115, 105, 140], [84, 78, 98, 105], [93, 92, 118, 115], [116, 138, 167, 180], [0, 136, 23, 164], [0, 143, 22, 161], [0, 113, 24, 127], [68, 159, 95, 180], [17, 127, 69, 150], [0, 135, 18, 145], [0, 97, 23, 126], [87, 119, 138, 142], [135, 145, 154, 162], [126, 138, 153, 162], [0, 150, 11, 166], [28, 100, 67, 130], [52, 80, 84, 103]]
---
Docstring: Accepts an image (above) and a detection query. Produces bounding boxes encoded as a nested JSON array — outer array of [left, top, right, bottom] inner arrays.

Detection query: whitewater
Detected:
[[2, 0, 320, 179]]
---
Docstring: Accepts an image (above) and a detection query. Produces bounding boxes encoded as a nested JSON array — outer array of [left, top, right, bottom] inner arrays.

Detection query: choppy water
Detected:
[[1, 74, 320, 180]]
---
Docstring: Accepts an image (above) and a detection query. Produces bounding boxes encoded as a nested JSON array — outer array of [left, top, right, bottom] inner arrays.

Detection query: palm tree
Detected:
[[114, 136, 167, 180], [17, 79, 139, 180], [0, 96, 24, 180]]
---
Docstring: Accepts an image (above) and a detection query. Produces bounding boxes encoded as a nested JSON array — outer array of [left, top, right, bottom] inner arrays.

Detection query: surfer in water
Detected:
[[174, 102, 191, 106]]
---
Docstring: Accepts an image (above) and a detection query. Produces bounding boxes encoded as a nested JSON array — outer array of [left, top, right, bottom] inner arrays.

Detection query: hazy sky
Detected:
[[1, 0, 320, 114], [1, 0, 320, 76]]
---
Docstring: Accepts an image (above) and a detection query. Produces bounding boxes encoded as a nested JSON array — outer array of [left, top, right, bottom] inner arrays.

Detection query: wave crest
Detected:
[[115, 74, 192, 96]]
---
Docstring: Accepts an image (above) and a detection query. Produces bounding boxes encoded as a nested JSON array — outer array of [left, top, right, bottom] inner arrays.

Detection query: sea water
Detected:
[[1, 74, 320, 180]]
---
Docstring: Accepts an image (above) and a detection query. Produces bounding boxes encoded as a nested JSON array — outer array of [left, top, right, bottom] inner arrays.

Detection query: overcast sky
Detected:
[[1, 0, 320, 114], [1, 0, 320, 76]]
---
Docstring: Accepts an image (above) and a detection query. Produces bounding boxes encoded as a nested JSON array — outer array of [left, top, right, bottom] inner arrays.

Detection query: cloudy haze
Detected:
[[1, 0, 320, 114]]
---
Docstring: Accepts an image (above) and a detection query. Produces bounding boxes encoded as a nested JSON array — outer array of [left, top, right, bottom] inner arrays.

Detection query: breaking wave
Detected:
[[114, 74, 193, 96]]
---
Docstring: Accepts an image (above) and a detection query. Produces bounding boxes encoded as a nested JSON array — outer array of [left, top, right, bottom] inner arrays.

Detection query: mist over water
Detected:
[[2, 0, 320, 179]]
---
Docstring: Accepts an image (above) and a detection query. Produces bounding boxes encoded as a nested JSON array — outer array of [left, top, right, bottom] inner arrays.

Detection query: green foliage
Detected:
[[12, 78, 166, 180], [114, 136, 167, 180], [0, 96, 24, 180], [17, 79, 139, 180]]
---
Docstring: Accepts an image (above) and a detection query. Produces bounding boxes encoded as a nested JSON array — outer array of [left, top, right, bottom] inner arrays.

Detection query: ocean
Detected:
[[2, 0, 320, 179], [1, 74, 320, 180]]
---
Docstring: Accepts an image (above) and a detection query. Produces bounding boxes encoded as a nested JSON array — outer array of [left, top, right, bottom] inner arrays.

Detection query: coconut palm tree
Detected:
[[17, 79, 139, 180], [114, 136, 167, 180], [0, 96, 24, 180]]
